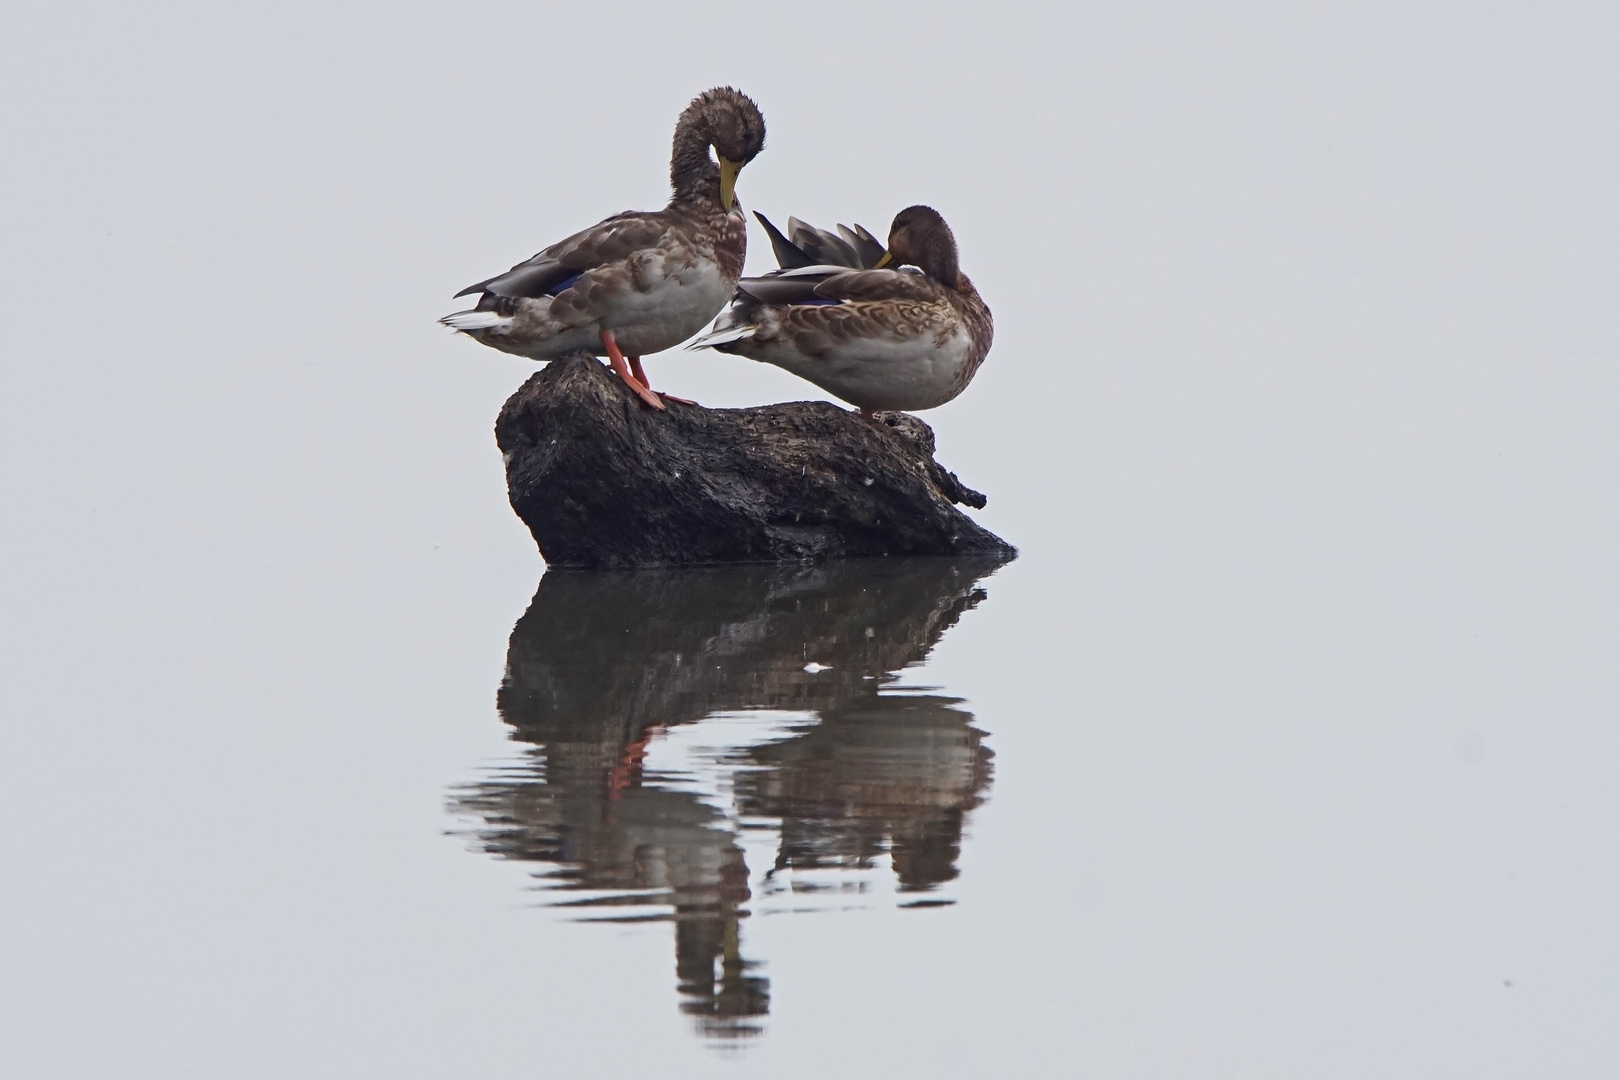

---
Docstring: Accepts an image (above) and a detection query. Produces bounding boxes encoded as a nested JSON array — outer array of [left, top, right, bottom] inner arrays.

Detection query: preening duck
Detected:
[[440, 87, 766, 410], [690, 206, 991, 417]]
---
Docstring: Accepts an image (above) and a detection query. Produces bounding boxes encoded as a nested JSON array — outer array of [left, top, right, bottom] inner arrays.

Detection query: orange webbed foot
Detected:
[[602, 332, 665, 411], [628, 355, 696, 406]]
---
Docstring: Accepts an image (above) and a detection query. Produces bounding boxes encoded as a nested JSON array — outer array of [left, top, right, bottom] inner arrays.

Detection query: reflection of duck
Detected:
[[456, 754, 767, 1036], [738, 692, 991, 899], [448, 555, 1008, 1038]]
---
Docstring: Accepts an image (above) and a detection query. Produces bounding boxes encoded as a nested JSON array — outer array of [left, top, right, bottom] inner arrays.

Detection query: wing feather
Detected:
[[786, 217, 861, 268], [812, 268, 941, 303], [735, 263, 865, 305], [454, 211, 672, 299], [754, 212, 815, 269], [849, 224, 888, 268]]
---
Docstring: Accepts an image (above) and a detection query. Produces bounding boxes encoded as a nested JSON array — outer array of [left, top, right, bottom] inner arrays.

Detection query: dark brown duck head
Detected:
[[878, 205, 961, 286], [670, 86, 766, 212]]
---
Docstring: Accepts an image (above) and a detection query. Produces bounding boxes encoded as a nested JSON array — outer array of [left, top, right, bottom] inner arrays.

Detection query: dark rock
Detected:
[[493, 353, 1016, 567]]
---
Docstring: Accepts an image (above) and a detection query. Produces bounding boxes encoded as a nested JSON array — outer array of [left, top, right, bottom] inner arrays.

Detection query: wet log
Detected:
[[493, 353, 1016, 568]]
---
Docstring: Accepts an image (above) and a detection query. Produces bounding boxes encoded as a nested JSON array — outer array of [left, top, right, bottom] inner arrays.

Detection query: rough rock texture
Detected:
[[493, 353, 1016, 567]]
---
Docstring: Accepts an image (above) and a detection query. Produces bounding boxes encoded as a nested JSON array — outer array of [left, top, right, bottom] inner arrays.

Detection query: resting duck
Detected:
[[440, 87, 766, 410], [689, 206, 992, 417]]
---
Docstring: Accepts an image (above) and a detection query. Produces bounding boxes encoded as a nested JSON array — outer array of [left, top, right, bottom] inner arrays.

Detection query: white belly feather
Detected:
[[604, 255, 734, 356], [473, 241, 738, 361], [749, 322, 977, 412]]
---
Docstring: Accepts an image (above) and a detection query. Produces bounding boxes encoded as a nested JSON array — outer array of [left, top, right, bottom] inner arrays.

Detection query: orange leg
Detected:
[[606, 723, 664, 801], [600, 329, 665, 411], [630, 354, 698, 407]]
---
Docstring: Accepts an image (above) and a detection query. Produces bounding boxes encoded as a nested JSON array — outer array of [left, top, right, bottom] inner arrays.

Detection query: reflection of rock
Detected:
[[496, 558, 1007, 739], [449, 555, 1008, 1038]]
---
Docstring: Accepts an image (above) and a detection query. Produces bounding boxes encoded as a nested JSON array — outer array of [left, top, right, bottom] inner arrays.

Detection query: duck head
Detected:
[[672, 87, 765, 211], [876, 205, 960, 284]]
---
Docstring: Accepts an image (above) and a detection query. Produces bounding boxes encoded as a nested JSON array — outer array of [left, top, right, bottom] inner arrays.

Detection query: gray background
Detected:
[[3, 2, 1618, 1076]]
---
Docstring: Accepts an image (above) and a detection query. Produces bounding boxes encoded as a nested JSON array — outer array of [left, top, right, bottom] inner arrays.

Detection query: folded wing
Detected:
[[455, 212, 673, 299]]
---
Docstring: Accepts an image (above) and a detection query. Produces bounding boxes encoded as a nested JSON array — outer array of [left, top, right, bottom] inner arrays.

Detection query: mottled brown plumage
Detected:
[[692, 206, 992, 416], [440, 88, 765, 409]]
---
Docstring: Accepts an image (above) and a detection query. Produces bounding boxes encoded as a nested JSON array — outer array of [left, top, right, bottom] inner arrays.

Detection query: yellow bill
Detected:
[[717, 157, 742, 211], [874, 250, 893, 269]]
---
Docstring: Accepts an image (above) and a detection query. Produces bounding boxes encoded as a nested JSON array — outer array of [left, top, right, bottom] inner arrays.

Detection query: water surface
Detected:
[[5, 6, 1620, 1076], [448, 558, 1007, 1039]]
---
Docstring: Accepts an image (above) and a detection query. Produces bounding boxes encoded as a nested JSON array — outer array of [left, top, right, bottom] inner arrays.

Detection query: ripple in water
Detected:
[[447, 556, 1009, 1040]]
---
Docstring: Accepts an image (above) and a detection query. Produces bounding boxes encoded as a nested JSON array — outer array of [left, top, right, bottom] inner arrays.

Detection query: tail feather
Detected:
[[440, 310, 514, 332], [687, 323, 758, 350]]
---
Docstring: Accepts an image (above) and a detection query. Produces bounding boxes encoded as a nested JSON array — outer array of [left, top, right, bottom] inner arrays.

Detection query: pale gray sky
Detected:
[[3, 3, 1619, 1077]]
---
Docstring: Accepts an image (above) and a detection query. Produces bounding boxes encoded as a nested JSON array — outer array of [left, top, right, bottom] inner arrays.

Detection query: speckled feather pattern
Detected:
[[713, 269, 992, 413], [467, 203, 747, 360], [442, 87, 763, 363]]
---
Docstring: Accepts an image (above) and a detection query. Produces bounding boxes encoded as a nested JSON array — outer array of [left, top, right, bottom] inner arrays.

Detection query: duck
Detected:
[[689, 206, 991, 417], [440, 87, 766, 411]]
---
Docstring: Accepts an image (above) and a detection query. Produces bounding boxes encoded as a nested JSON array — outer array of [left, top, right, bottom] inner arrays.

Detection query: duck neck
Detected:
[[920, 240, 961, 287], [669, 107, 720, 209]]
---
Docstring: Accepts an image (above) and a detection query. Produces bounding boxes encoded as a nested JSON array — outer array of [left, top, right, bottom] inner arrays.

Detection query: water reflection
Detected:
[[448, 556, 1008, 1038]]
